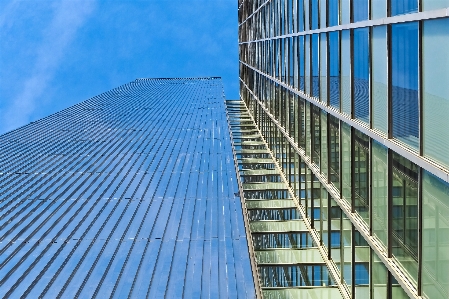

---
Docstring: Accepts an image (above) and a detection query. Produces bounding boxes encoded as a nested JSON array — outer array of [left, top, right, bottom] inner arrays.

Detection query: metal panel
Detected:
[[0, 78, 255, 298]]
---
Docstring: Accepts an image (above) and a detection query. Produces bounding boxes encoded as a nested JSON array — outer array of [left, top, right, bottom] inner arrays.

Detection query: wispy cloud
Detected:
[[1, 1, 96, 133]]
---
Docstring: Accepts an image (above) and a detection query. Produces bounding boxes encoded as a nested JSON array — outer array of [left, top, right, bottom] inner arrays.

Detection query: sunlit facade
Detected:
[[0, 78, 256, 298], [237, 1, 449, 298]]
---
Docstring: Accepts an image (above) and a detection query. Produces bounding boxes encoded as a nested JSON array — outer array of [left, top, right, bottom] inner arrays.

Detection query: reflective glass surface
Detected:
[[341, 30, 351, 115], [329, 31, 340, 109], [353, 27, 369, 123], [423, 18, 449, 167], [422, 171, 449, 299], [391, 152, 419, 284], [391, 22, 419, 149], [372, 141, 388, 247], [352, 0, 369, 22], [422, 0, 449, 10], [0, 78, 255, 298], [328, 0, 339, 26], [320, 33, 328, 103], [371, 26, 388, 135], [312, 34, 320, 98], [372, 0, 387, 19], [390, 0, 418, 16]]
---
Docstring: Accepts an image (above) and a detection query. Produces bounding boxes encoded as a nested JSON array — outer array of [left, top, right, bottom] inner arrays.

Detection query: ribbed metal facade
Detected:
[[0, 77, 255, 298]]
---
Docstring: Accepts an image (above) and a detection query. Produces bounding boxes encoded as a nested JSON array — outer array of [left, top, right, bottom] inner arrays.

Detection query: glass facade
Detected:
[[0, 78, 255, 298], [238, 1, 449, 298]]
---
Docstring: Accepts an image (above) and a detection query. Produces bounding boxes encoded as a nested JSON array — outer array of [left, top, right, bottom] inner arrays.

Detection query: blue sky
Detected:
[[0, 0, 238, 135]]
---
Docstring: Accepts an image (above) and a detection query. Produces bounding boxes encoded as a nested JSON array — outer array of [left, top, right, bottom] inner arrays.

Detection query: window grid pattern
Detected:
[[238, 1, 449, 299]]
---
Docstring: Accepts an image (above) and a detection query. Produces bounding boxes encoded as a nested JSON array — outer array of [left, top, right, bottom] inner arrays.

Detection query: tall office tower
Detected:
[[237, 1, 449, 299], [0, 78, 256, 298]]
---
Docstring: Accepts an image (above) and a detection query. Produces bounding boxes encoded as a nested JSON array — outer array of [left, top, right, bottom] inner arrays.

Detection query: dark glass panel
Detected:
[[328, 0, 339, 26], [391, 151, 419, 283], [354, 130, 369, 225], [311, 0, 319, 29], [298, 36, 305, 91], [353, 27, 369, 123], [297, 0, 305, 32], [352, 0, 369, 22], [391, 22, 419, 149], [390, 0, 418, 16], [329, 115, 340, 190], [259, 265, 334, 287], [252, 232, 313, 249], [312, 34, 320, 98], [329, 31, 340, 109]]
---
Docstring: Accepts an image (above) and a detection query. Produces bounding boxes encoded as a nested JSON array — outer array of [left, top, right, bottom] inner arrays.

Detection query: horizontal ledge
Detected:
[[239, 8, 449, 44]]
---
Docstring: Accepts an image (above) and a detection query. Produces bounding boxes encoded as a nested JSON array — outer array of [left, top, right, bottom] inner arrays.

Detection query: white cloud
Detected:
[[1, 1, 96, 133]]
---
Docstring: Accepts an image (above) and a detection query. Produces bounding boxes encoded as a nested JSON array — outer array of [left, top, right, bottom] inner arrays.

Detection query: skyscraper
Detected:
[[237, 1, 449, 299], [0, 78, 255, 298]]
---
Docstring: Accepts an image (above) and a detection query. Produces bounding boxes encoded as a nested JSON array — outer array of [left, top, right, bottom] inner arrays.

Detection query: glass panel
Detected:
[[342, 215, 352, 292], [299, 36, 305, 91], [312, 105, 321, 166], [305, 35, 311, 95], [262, 288, 343, 298], [304, 0, 310, 31], [372, 140, 388, 247], [330, 200, 342, 266], [311, 0, 319, 29], [329, 31, 340, 110], [321, 111, 328, 177], [372, 250, 388, 299], [391, 274, 410, 298], [297, 0, 305, 32], [320, 187, 329, 247], [422, 171, 449, 299], [312, 34, 320, 98], [354, 130, 369, 226], [298, 97, 306, 148], [353, 27, 369, 123], [372, 26, 388, 135], [422, 0, 449, 10], [341, 30, 351, 116], [320, 0, 327, 28], [320, 33, 328, 103], [341, 0, 350, 24], [371, 0, 387, 19], [353, 0, 369, 22], [329, 115, 340, 191], [328, 0, 339, 26], [390, 0, 418, 16], [305, 102, 311, 157], [423, 18, 449, 168], [341, 122, 351, 202], [391, 151, 418, 284], [391, 22, 419, 149], [259, 265, 334, 287], [253, 232, 314, 249]]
